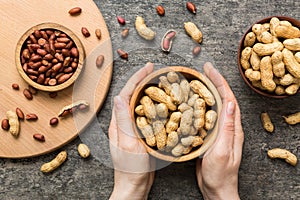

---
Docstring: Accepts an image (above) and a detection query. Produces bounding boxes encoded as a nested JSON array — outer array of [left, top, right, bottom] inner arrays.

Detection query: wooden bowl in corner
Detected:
[[15, 22, 85, 92], [129, 66, 222, 162], [237, 16, 300, 98]]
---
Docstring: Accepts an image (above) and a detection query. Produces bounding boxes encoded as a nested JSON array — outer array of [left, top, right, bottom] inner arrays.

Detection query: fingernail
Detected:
[[114, 96, 125, 110], [226, 101, 235, 115]]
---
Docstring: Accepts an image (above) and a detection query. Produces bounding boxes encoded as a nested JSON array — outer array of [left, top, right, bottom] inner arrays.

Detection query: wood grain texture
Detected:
[[0, 0, 113, 158]]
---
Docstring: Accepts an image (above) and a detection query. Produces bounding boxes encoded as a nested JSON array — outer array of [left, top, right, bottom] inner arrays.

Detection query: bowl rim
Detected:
[[129, 66, 222, 162], [237, 15, 300, 98], [15, 22, 85, 92]]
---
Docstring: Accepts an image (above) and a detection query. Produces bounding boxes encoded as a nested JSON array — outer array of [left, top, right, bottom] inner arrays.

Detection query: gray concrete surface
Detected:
[[1, 0, 300, 199]]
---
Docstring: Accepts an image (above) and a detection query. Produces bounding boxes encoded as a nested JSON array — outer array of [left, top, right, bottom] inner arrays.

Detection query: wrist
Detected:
[[201, 186, 240, 200], [110, 171, 150, 200]]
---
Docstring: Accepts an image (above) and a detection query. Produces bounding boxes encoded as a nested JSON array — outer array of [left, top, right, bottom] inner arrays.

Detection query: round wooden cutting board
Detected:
[[0, 0, 113, 158]]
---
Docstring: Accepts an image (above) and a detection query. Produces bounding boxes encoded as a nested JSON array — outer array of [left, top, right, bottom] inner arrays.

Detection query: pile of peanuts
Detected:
[[241, 17, 300, 95], [20, 28, 79, 86], [135, 71, 217, 157]]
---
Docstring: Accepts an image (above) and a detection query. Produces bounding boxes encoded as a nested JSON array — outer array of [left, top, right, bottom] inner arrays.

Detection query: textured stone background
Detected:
[[1, 0, 300, 199]]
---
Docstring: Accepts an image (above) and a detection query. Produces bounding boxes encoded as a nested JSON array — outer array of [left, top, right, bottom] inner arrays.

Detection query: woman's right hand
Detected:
[[196, 62, 244, 200]]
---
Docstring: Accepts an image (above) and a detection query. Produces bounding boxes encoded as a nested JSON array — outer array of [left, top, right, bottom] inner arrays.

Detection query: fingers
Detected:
[[203, 62, 235, 102], [203, 62, 244, 159], [120, 62, 154, 103], [108, 108, 118, 146], [114, 96, 136, 139]]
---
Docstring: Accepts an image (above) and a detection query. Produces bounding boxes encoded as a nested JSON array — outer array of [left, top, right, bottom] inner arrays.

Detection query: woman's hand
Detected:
[[196, 62, 244, 200], [109, 63, 155, 200]]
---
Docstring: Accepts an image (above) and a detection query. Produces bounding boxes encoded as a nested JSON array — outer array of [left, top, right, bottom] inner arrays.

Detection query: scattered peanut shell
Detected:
[[6, 111, 19, 137], [40, 151, 67, 173], [78, 143, 91, 158], [161, 30, 176, 53], [135, 16, 156, 40], [261, 112, 274, 133], [268, 148, 297, 166], [184, 22, 203, 43], [283, 112, 300, 125]]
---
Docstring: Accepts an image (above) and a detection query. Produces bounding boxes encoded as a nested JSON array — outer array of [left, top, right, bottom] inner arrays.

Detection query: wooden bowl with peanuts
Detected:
[[129, 66, 222, 162], [15, 22, 85, 92], [238, 16, 300, 98]]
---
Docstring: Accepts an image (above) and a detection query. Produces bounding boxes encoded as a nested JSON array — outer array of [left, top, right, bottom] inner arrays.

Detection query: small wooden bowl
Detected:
[[15, 22, 85, 92], [237, 16, 300, 98], [130, 66, 222, 162]]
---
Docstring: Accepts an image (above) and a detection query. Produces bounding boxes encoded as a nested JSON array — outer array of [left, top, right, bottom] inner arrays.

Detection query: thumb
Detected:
[[114, 95, 136, 138], [213, 101, 236, 152]]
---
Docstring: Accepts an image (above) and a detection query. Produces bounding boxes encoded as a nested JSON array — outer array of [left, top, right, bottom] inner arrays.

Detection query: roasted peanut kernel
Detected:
[[33, 133, 45, 142], [186, 2, 197, 14], [68, 7, 82, 16], [50, 117, 59, 126], [20, 28, 79, 86], [156, 5, 165, 16], [117, 16, 126, 25], [121, 28, 129, 38], [26, 113, 38, 121], [193, 46, 201, 56], [12, 83, 20, 90], [1, 119, 9, 130], [23, 89, 33, 100], [16, 108, 25, 120], [95, 29, 102, 39], [81, 27, 91, 37], [117, 48, 128, 60], [96, 55, 104, 68]]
